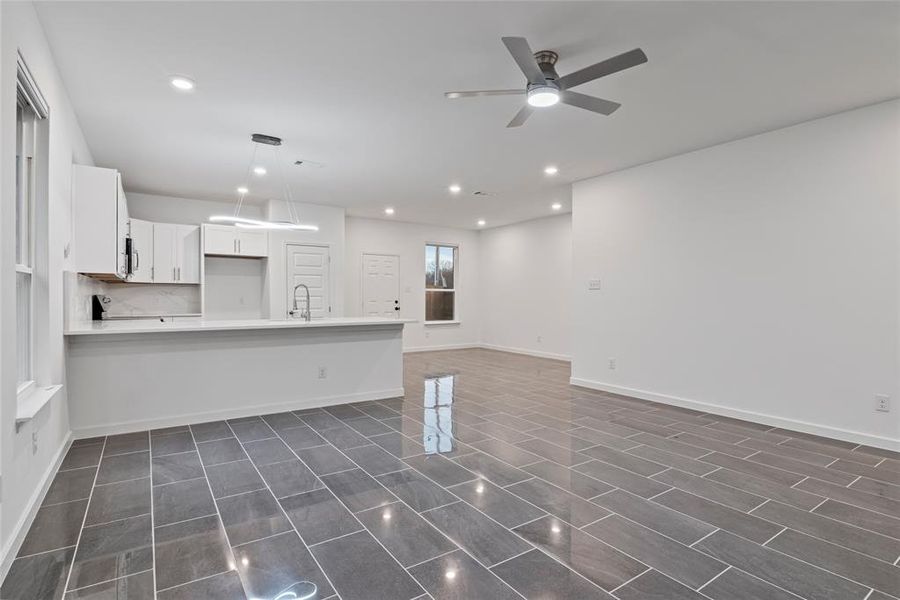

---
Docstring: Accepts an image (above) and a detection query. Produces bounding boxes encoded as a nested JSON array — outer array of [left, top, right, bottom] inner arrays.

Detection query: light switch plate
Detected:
[[588, 279, 602, 291]]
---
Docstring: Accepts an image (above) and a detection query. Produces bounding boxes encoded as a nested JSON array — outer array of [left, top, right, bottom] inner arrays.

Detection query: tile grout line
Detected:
[[689, 528, 721, 549], [761, 526, 787, 547], [62, 436, 108, 594], [696, 565, 731, 593], [606, 566, 652, 596], [147, 431, 159, 598], [185, 424, 254, 599]]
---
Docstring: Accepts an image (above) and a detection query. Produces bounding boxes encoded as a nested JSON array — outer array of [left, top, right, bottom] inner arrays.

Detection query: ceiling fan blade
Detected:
[[501, 37, 546, 85], [561, 91, 621, 115], [444, 89, 524, 99], [558, 48, 648, 90], [506, 105, 534, 128]]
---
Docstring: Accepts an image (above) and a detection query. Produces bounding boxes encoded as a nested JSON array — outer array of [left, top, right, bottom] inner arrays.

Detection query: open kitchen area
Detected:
[[62, 157, 409, 437]]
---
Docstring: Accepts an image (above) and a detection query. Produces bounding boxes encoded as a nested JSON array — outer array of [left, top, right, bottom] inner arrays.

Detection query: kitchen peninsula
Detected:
[[65, 317, 409, 437]]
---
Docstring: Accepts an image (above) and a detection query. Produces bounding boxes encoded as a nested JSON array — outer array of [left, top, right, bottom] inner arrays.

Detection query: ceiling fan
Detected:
[[445, 37, 647, 128]]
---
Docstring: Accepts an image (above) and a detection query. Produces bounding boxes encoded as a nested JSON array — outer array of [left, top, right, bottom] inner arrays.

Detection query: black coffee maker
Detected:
[[91, 295, 111, 320]]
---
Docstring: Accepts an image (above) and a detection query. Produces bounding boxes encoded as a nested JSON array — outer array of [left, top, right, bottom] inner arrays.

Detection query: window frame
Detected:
[[424, 243, 459, 324], [15, 51, 48, 403]]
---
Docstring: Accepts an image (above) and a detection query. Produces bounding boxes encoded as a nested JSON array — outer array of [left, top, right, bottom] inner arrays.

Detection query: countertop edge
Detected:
[[65, 318, 414, 336]]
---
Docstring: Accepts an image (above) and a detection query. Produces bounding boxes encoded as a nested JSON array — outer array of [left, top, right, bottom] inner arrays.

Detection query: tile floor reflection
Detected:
[[2, 349, 899, 600]]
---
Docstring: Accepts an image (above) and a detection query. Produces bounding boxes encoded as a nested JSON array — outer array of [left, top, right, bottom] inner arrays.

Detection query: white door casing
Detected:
[[362, 253, 400, 318], [286, 244, 330, 319]]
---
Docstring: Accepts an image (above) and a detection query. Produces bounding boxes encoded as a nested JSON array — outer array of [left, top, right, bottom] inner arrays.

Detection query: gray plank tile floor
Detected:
[[3, 348, 899, 600]]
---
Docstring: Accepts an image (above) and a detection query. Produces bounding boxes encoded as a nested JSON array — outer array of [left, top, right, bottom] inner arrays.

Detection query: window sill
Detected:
[[16, 384, 63, 432], [424, 320, 461, 326]]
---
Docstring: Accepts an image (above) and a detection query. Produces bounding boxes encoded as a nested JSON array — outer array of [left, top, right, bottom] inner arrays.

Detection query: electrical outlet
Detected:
[[608, 358, 616, 370], [588, 279, 602, 291], [875, 394, 890, 413], [32, 431, 38, 454], [536, 335, 542, 343], [318, 367, 328, 379]]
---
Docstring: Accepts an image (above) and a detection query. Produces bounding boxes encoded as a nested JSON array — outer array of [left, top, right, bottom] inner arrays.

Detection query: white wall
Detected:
[[0, 1, 94, 574], [572, 100, 900, 449], [345, 217, 481, 351], [479, 214, 572, 360], [127, 192, 262, 224]]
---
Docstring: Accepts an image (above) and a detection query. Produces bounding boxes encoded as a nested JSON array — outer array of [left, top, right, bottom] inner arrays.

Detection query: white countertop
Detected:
[[65, 316, 412, 336]]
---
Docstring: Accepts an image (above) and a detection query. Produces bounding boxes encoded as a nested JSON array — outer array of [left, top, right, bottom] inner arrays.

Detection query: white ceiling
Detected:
[[36, 1, 900, 229]]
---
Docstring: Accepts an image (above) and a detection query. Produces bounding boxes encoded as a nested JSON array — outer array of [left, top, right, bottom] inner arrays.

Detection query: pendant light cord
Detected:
[[274, 144, 300, 225], [233, 142, 258, 218]]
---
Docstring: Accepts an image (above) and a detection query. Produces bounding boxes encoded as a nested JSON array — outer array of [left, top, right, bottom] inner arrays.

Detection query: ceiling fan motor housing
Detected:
[[534, 50, 560, 81]]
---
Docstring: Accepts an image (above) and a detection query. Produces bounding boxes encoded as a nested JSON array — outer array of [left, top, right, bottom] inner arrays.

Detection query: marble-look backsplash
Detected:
[[65, 272, 201, 326]]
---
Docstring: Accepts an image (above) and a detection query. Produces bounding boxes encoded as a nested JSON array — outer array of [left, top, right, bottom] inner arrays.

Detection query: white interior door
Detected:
[[362, 254, 400, 318], [286, 244, 330, 319]]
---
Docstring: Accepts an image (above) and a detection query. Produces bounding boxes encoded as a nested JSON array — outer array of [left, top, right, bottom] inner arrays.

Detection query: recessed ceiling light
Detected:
[[551, 202, 562, 210], [169, 76, 195, 91], [445, 570, 457, 581], [384, 207, 395, 215], [544, 165, 559, 176], [253, 166, 267, 176], [236, 186, 248, 194], [448, 184, 462, 194], [477, 219, 486, 227]]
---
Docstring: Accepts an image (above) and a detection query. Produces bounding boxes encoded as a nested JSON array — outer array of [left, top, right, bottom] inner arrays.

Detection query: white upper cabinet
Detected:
[[129, 218, 154, 283], [150, 223, 200, 284], [176, 225, 201, 283], [203, 224, 268, 257], [72, 165, 130, 278], [152, 223, 177, 283], [236, 229, 268, 257], [204, 225, 236, 255]]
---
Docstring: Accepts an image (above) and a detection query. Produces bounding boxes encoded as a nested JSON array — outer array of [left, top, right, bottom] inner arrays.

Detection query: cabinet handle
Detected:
[[234, 239, 237, 254], [238, 239, 241, 254]]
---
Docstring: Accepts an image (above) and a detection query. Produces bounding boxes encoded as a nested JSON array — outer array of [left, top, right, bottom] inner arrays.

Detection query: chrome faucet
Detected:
[[290, 283, 311, 322]]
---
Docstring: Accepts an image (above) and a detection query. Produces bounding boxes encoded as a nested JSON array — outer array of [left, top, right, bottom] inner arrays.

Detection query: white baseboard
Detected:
[[571, 377, 899, 452], [404, 343, 481, 353], [479, 343, 571, 362], [72, 388, 404, 439], [403, 342, 571, 362], [0, 430, 73, 583]]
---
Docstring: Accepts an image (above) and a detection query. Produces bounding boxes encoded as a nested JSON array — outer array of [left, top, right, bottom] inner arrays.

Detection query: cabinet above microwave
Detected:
[[72, 165, 129, 280]]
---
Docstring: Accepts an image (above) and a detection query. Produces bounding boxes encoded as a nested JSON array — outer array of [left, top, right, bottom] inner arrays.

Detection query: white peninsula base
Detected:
[[65, 318, 407, 437]]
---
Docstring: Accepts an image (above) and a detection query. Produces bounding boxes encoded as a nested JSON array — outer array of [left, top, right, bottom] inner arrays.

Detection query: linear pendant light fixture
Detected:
[[210, 133, 319, 231]]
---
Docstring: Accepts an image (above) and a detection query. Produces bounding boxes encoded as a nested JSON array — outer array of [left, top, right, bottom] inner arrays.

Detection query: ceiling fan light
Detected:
[[526, 86, 560, 108]]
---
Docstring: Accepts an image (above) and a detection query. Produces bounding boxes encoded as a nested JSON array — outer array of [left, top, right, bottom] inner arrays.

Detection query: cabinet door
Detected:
[[152, 223, 177, 283], [116, 174, 130, 278], [129, 219, 154, 283], [204, 225, 237, 255], [237, 230, 268, 257], [175, 225, 201, 283]]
